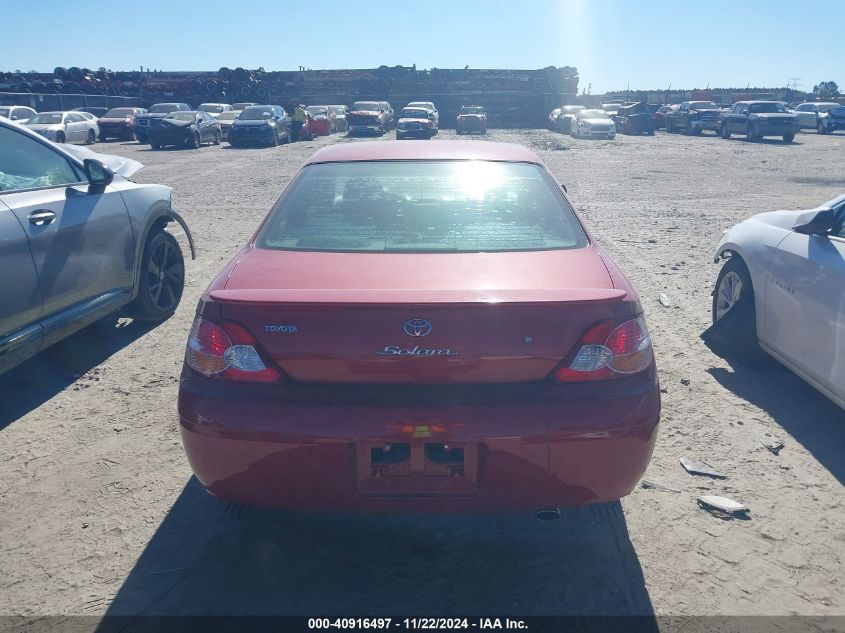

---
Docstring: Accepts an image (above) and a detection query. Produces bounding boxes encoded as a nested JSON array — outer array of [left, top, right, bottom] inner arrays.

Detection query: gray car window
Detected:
[[0, 126, 82, 192]]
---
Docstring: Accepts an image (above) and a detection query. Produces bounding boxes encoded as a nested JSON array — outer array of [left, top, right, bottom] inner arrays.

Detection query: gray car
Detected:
[[0, 118, 195, 374], [718, 101, 801, 142]]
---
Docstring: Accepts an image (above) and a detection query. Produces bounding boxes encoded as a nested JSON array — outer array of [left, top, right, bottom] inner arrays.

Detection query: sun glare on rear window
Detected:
[[257, 160, 587, 253]]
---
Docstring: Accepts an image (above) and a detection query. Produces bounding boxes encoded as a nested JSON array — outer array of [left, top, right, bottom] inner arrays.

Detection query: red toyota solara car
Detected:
[[178, 141, 660, 513]]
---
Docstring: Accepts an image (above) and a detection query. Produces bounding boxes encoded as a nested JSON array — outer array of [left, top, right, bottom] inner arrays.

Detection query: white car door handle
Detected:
[[28, 210, 56, 226]]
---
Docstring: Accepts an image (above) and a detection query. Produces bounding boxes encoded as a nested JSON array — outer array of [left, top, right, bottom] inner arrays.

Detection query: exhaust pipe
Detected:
[[536, 507, 561, 521]]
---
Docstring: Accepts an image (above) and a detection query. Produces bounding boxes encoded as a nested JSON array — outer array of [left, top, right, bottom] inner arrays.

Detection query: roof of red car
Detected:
[[304, 140, 542, 165]]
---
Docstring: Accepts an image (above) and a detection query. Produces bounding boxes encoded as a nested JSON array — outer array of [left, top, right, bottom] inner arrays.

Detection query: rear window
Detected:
[[240, 107, 273, 120], [749, 102, 786, 113], [149, 104, 181, 113], [351, 102, 380, 111], [257, 161, 587, 253], [104, 108, 134, 117]]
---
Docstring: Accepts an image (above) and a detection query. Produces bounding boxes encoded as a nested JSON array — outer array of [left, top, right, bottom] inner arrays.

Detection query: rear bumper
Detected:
[[756, 120, 801, 135], [178, 370, 660, 513], [579, 128, 616, 138], [229, 129, 275, 144], [150, 129, 190, 145], [348, 124, 384, 135], [457, 121, 486, 132], [99, 123, 135, 137], [689, 118, 719, 131], [396, 128, 431, 138]]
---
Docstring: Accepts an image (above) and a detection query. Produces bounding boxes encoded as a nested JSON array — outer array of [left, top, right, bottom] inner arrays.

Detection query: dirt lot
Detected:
[[1, 127, 843, 620]]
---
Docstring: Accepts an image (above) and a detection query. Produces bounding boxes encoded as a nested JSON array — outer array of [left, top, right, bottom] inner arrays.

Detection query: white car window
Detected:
[[0, 126, 83, 192]]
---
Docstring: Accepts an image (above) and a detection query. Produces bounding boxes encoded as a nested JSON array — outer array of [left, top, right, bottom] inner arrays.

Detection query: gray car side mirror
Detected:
[[84, 158, 114, 193]]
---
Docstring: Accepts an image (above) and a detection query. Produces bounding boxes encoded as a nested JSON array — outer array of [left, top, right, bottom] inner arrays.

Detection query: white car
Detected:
[[571, 109, 616, 139], [712, 195, 845, 409], [558, 105, 585, 133], [792, 102, 840, 132], [197, 103, 232, 119], [25, 111, 99, 145], [0, 105, 37, 124]]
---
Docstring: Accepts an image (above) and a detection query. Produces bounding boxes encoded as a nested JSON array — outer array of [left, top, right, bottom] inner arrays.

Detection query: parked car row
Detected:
[[548, 99, 844, 142]]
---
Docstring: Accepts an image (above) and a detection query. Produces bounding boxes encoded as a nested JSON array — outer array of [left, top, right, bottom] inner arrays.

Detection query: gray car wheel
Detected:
[[128, 231, 184, 321]]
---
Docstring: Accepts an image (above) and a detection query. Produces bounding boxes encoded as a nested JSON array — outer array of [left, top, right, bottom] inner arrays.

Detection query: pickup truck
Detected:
[[347, 101, 392, 136], [718, 101, 800, 142], [665, 101, 721, 135], [134, 102, 192, 143]]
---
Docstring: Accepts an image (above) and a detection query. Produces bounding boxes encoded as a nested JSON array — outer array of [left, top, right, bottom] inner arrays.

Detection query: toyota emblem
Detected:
[[403, 319, 432, 337]]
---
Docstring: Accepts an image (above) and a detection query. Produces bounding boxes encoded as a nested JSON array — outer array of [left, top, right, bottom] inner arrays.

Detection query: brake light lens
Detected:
[[186, 317, 282, 383], [554, 317, 653, 382]]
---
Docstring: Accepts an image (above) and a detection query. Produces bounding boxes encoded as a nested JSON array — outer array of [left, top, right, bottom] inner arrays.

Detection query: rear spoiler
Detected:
[[208, 288, 628, 305]]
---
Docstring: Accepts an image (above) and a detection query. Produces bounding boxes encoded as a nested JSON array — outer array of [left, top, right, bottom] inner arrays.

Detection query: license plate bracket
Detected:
[[356, 442, 478, 496]]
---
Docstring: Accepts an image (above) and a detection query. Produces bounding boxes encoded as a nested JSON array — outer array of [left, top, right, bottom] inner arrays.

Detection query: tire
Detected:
[[127, 231, 184, 321], [710, 256, 766, 362], [746, 124, 760, 141], [190, 132, 200, 149], [86, 129, 96, 145], [783, 133, 795, 143], [55, 132, 66, 144], [720, 123, 731, 139]]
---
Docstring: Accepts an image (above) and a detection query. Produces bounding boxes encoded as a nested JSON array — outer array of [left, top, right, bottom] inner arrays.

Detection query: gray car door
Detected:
[[0, 198, 44, 365], [0, 124, 135, 326]]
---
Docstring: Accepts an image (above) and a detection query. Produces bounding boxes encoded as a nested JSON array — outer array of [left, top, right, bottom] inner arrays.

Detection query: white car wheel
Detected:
[[715, 270, 743, 321]]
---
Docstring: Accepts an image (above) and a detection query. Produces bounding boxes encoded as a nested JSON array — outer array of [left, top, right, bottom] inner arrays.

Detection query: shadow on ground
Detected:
[[0, 315, 158, 430], [97, 477, 654, 621], [708, 361, 845, 485], [702, 316, 845, 485]]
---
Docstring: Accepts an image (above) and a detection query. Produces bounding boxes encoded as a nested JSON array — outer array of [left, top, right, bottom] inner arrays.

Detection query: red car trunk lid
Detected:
[[212, 248, 626, 384]]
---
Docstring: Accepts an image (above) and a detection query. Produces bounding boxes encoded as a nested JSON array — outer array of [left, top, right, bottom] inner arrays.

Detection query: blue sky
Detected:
[[2, 0, 842, 93]]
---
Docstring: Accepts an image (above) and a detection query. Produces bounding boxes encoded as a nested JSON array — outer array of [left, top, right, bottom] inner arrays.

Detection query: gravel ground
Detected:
[[1, 127, 843, 620]]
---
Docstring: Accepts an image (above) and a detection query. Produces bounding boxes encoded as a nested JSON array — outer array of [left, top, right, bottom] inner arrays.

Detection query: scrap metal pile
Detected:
[[0, 65, 579, 128]]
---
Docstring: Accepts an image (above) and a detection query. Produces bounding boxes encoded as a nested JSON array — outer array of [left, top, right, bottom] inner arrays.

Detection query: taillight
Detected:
[[554, 317, 653, 382], [186, 317, 282, 383]]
